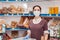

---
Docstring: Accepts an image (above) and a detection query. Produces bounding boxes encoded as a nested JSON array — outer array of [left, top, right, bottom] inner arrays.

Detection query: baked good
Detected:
[[17, 6, 24, 13], [1, 7, 8, 14], [10, 5, 17, 13], [11, 21, 17, 28]]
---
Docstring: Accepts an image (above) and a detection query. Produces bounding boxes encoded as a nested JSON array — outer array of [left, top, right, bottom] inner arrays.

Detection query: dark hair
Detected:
[[33, 5, 41, 12]]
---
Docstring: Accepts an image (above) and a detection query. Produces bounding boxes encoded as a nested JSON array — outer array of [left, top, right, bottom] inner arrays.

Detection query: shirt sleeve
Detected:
[[43, 20, 48, 31], [43, 20, 49, 34]]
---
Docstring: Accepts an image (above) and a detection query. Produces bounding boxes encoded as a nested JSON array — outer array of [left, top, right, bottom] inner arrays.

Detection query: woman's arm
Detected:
[[44, 31, 49, 40], [23, 18, 31, 36], [24, 30, 31, 39], [41, 36, 44, 40], [23, 18, 29, 28], [44, 34, 48, 40], [43, 20, 49, 40], [41, 31, 49, 40]]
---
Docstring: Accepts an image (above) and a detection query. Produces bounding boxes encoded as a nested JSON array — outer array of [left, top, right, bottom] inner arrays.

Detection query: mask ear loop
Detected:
[[39, 12, 41, 16], [0, 25, 2, 31]]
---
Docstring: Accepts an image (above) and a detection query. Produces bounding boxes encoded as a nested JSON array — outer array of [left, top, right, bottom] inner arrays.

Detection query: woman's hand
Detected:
[[41, 36, 44, 40], [41, 34, 48, 40], [44, 33, 48, 40]]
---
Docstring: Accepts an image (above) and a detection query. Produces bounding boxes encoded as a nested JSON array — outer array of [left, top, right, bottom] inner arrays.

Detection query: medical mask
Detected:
[[33, 11, 40, 16]]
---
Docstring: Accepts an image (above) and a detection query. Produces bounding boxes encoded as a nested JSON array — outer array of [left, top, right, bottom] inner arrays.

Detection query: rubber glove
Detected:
[[2, 24, 6, 33], [23, 30, 31, 40], [23, 34, 30, 40]]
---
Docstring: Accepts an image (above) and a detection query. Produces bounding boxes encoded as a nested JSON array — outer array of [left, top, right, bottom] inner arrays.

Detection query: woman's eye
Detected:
[[34, 9, 40, 11], [34, 9, 36, 11]]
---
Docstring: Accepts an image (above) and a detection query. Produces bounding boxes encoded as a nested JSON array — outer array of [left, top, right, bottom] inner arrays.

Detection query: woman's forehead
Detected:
[[34, 7, 40, 9]]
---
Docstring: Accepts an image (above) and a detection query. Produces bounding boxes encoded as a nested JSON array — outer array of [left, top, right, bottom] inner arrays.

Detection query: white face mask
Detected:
[[33, 11, 40, 16]]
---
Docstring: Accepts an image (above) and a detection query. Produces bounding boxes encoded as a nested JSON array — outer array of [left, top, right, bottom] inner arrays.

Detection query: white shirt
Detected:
[[33, 17, 42, 24]]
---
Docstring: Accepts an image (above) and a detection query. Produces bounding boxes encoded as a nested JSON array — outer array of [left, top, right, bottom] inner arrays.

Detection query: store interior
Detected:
[[0, 0, 60, 40], [0, 16, 60, 40], [0, 1, 60, 14]]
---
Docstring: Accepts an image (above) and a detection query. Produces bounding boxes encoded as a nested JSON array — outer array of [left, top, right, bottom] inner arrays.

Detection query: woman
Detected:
[[24, 5, 49, 40]]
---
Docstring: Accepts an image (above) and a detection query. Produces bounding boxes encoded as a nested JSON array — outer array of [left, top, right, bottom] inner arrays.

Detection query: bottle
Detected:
[[0, 36, 2, 40], [2, 24, 6, 33]]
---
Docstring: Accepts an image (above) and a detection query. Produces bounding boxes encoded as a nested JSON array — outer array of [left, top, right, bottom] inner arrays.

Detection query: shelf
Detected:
[[0, 13, 34, 16], [0, 0, 6, 1], [0, 0, 33, 2], [6, 28, 29, 31], [40, 14, 58, 17], [0, 13, 60, 17]]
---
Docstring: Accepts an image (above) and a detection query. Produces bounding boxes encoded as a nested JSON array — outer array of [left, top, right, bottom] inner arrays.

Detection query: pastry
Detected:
[[1, 7, 8, 14], [10, 5, 17, 13], [11, 21, 17, 28], [17, 6, 24, 13]]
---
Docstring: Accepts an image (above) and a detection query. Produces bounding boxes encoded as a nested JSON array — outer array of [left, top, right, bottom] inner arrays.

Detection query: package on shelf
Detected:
[[49, 7, 59, 14]]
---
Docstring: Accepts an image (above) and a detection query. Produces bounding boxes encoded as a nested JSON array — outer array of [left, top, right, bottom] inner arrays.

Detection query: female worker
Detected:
[[24, 5, 49, 40]]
